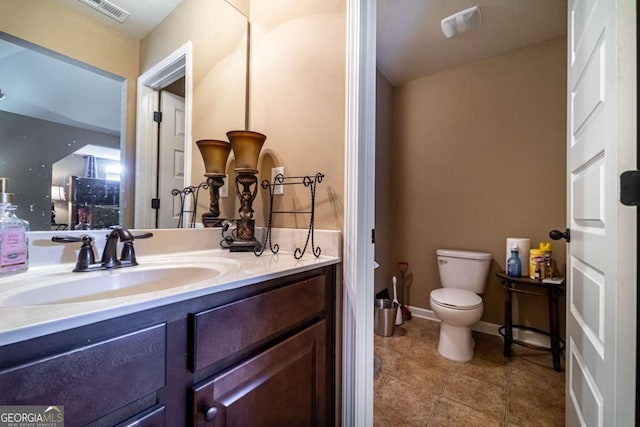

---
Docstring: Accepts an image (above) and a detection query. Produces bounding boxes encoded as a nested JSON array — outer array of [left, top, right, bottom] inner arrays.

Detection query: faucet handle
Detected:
[[132, 232, 154, 239], [75, 236, 97, 272], [52, 235, 84, 243], [119, 232, 153, 266], [120, 241, 138, 266], [52, 235, 98, 272]]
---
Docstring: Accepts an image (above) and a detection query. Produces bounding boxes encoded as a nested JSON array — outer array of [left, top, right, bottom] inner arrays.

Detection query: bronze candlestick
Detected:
[[196, 139, 231, 227], [227, 130, 266, 252]]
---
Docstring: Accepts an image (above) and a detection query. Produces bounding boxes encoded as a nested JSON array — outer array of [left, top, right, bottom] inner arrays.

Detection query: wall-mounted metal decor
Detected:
[[171, 182, 208, 228], [256, 172, 324, 259]]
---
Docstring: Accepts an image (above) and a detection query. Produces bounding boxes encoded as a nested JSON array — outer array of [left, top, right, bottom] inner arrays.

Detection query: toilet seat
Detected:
[[431, 288, 482, 310]]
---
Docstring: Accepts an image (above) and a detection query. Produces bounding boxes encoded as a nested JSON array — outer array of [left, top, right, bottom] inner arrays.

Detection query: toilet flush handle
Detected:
[[438, 259, 448, 265]]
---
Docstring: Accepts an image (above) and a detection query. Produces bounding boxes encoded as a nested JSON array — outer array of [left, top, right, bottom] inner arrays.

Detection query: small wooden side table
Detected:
[[496, 272, 565, 372]]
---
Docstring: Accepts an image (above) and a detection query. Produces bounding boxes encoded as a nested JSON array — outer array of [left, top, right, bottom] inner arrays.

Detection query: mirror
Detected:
[[0, 0, 248, 231]]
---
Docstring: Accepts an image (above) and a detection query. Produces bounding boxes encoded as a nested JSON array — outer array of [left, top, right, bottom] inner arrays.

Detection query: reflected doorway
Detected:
[[157, 82, 186, 228], [135, 42, 192, 229]]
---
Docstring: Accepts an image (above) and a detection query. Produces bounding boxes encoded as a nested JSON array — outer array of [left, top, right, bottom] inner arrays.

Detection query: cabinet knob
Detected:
[[204, 406, 219, 422]]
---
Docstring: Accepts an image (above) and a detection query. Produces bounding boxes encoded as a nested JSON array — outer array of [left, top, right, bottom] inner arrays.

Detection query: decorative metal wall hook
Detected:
[[255, 172, 324, 259], [171, 182, 208, 228]]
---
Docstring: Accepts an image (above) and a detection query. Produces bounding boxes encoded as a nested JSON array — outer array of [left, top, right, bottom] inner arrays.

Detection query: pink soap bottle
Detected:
[[0, 177, 29, 275]]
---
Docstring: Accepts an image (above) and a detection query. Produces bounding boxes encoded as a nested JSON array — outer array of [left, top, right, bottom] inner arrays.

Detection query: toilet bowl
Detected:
[[430, 249, 491, 362]]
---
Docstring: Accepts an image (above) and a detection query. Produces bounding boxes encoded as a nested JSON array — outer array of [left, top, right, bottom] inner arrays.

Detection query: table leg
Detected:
[[503, 283, 513, 358], [548, 289, 562, 372]]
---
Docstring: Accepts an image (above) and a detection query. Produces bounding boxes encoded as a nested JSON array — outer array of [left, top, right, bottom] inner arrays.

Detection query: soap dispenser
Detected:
[[506, 245, 521, 278], [0, 177, 29, 275]]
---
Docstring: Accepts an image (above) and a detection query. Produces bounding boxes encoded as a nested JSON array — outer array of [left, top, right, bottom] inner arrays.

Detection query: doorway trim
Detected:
[[343, 0, 377, 425], [134, 41, 193, 228]]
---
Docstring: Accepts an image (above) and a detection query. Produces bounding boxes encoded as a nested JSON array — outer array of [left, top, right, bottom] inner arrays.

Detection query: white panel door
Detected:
[[566, 0, 636, 425], [158, 91, 186, 228]]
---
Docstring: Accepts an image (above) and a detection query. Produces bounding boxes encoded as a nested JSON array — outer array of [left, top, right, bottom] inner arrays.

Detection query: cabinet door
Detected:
[[0, 324, 166, 426], [191, 321, 326, 427]]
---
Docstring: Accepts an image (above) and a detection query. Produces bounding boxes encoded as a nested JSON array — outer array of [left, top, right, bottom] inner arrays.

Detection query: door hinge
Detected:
[[151, 198, 160, 210], [371, 229, 375, 244], [153, 111, 162, 123], [620, 170, 640, 206]]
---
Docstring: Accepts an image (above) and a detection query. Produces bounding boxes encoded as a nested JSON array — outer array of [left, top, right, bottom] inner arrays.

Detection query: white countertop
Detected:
[[0, 229, 341, 346]]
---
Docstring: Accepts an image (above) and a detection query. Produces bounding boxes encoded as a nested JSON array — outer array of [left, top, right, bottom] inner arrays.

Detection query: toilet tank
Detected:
[[436, 249, 492, 294]]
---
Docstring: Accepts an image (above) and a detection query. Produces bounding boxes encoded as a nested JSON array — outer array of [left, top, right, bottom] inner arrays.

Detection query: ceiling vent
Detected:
[[441, 6, 482, 39], [77, 0, 130, 23]]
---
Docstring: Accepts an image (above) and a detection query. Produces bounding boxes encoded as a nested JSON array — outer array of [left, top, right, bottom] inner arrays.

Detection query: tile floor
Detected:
[[374, 317, 565, 426]]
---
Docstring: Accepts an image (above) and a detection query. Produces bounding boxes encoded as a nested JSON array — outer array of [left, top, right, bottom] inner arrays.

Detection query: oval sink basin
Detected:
[[4, 265, 224, 306]]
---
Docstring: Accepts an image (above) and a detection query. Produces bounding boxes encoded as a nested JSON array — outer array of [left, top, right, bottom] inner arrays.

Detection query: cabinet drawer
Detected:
[[191, 321, 326, 427], [191, 275, 325, 371], [0, 323, 166, 426], [116, 404, 166, 427]]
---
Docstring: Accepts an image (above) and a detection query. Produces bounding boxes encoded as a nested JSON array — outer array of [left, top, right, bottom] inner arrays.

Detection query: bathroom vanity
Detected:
[[0, 229, 340, 426]]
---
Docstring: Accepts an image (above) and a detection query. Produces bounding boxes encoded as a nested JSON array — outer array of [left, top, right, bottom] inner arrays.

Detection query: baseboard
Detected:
[[406, 305, 551, 347]]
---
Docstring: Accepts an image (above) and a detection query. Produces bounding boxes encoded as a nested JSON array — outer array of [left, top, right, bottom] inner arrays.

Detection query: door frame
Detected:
[[343, 0, 376, 425], [637, 2, 640, 421], [134, 41, 193, 229], [349, 0, 637, 424]]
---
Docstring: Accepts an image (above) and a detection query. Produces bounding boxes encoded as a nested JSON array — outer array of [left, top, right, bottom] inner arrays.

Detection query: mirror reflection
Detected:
[[0, 34, 124, 231], [0, 0, 248, 231]]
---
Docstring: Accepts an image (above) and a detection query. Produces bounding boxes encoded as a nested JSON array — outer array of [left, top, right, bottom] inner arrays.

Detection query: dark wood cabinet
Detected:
[[192, 322, 326, 427], [190, 275, 326, 372], [0, 265, 336, 427], [115, 405, 166, 427], [0, 324, 166, 426]]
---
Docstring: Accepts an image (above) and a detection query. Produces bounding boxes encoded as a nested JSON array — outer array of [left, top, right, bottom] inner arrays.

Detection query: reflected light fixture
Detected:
[[441, 6, 482, 39], [104, 163, 122, 181], [51, 186, 66, 202], [196, 139, 231, 227]]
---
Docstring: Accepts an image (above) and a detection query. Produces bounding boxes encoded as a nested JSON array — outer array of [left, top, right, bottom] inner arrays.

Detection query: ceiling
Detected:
[[54, 0, 183, 40], [0, 0, 184, 134], [377, 0, 568, 86], [0, 36, 123, 134], [1, 0, 568, 134]]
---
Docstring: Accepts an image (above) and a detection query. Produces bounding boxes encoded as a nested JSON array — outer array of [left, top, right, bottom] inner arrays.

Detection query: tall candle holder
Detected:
[[196, 139, 231, 227], [227, 130, 266, 252]]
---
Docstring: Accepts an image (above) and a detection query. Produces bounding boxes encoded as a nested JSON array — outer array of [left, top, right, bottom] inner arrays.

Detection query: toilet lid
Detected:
[[431, 288, 482, 310]]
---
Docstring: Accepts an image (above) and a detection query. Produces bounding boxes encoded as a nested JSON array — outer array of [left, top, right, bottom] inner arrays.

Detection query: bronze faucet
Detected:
[[52, 227, 153, 272], [101, 226, 134, 268]]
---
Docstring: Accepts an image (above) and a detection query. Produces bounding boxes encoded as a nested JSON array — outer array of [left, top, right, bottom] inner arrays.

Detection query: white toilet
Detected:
[[430, 249, 492, 362]]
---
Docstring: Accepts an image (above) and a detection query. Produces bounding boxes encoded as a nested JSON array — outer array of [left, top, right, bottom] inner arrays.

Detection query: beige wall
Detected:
[[391, 38, 567, 330], [140, 0, 347, 230], [0, 0, 139, 226], [375, 72, 394, 296], [248, 0, 346, 231]]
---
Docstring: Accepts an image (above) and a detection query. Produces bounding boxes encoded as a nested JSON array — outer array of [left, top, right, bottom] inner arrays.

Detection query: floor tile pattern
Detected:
[[374, 317, 565, 426]]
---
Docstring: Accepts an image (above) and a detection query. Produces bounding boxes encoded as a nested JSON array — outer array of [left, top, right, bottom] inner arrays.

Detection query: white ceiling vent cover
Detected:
[[441, 6, 482, 39], [77, 0, 130, 23]]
